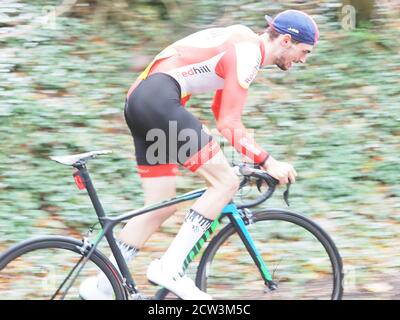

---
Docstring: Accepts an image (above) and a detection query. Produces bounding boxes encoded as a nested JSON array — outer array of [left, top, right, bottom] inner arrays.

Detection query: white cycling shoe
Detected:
[[79, 276, 113, 300], [147, 259, 212, 300]]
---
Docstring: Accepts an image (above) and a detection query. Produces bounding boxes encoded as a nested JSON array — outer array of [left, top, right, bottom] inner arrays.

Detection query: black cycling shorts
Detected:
[[124, 73, 220, 178]]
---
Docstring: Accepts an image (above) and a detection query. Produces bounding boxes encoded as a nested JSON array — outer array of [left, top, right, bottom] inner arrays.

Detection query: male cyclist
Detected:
[[80, 10, 319, 300]]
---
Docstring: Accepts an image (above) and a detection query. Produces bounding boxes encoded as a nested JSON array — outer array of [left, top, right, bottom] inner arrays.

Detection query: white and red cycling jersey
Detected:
[[127, 24, 269, 165]]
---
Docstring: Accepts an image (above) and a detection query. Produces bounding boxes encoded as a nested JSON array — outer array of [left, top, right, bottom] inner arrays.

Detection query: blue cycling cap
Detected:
[[265, 10, 319, 46]]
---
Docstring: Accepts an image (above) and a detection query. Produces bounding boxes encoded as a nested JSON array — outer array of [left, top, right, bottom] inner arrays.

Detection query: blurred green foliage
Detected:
[[0, 0, 399, 297]]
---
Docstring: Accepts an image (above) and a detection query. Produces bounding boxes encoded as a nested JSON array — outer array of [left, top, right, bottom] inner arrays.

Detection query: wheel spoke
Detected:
[[55, 255, 85, 300]]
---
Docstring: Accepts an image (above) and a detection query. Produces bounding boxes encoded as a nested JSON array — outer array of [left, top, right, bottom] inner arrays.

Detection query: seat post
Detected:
[[75, 163, 107, 222]]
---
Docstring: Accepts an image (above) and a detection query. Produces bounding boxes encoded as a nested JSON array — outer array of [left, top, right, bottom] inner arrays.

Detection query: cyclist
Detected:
[[79, 10, 319, 300]]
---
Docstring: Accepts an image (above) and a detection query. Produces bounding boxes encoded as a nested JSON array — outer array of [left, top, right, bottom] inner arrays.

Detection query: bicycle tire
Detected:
[[0, 236, 127, 300], [196, 209, 344, 300]]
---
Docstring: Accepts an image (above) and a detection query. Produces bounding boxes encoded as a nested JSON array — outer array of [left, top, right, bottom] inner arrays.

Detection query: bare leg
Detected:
[[118, 176, 177, 248], [159, 149, 240, 274]]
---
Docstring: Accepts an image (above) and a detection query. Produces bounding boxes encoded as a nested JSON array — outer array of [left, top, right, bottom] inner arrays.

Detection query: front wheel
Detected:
[[196, 209, 344, 300], [0, 236, 127, 300]]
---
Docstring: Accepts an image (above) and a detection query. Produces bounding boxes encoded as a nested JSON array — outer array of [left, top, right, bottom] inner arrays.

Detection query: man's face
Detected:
[[275, 35, 314, 71]]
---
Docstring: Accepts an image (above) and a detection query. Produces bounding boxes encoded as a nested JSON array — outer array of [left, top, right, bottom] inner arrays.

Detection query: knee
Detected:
[[227, 173, 241, 195]]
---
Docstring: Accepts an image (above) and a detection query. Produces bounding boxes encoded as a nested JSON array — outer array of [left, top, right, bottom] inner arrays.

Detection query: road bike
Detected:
[[0, 150, 344, 300]]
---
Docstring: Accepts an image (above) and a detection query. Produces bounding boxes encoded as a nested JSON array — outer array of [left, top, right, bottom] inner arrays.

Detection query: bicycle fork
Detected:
[[224, 203, 278, 291]]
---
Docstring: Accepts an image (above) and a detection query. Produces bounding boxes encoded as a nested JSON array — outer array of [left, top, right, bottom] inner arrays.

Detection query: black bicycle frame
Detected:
[[75, 162, 276, 296]]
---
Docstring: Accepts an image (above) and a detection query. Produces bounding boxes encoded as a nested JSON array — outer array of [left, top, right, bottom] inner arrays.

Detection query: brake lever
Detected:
[[256, 178, 290, 206], [283, 183, 291, 207], [256, 178, 263, 192]]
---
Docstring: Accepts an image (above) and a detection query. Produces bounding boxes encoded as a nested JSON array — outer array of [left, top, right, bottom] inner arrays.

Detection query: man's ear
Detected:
[[281, 34, 292, 48]]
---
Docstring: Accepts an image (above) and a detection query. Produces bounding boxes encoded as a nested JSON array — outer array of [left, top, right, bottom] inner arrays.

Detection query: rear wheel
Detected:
[[196, 210, 344, 300], [0, 236, 126, 300]]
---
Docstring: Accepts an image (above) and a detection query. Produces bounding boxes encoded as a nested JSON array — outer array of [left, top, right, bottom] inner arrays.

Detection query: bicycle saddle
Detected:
[[50, 150, 112, 166]]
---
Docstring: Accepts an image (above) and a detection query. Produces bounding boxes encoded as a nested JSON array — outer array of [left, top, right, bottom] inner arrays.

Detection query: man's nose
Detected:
[[299, 56, 307, 63]]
